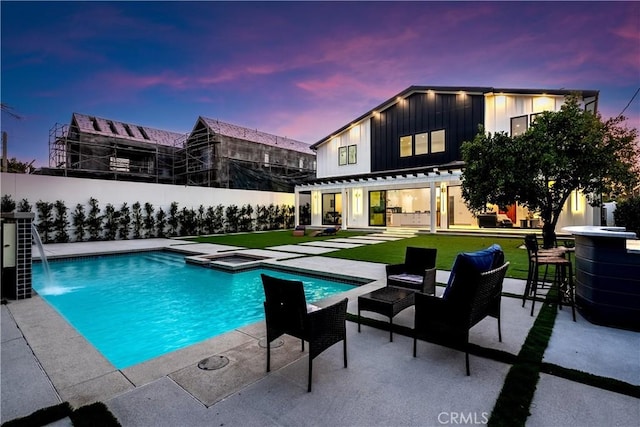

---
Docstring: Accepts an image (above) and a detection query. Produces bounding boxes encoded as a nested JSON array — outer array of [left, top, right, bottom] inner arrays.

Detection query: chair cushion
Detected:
[[442, 244, 503, 300], [388, 273, 424, 285]]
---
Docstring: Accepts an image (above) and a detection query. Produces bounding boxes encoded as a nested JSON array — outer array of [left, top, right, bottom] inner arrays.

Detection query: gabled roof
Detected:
[[71, 113, 185, 147], [199, 116, 314, 155], [310, 85, 600, 149]]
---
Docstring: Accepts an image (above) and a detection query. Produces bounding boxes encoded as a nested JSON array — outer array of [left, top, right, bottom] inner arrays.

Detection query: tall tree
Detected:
[[461, 95, 639, 247]]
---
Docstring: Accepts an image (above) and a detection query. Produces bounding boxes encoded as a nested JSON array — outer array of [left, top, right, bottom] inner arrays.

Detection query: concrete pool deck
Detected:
[[2, 237, 639, 426]]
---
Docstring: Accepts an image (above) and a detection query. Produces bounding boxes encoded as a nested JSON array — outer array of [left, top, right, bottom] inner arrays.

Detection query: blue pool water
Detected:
[[32, 251, 355, 369]]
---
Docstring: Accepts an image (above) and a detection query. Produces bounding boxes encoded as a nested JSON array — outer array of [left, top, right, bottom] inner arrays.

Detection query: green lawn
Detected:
[[186, 230, 531, 280]]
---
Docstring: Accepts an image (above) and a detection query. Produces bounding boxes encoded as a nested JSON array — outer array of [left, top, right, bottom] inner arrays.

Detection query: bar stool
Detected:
[[523, 234, 575, 321]]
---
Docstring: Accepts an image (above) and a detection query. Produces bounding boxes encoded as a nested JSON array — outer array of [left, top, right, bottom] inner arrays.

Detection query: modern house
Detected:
[[45, 113, 315, 192], [294, 86, 600, 231]]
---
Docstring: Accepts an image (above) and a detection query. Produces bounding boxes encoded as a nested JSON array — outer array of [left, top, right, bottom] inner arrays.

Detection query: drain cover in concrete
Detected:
[[198, 355, 229, 370], [258, 337, 284, 348]]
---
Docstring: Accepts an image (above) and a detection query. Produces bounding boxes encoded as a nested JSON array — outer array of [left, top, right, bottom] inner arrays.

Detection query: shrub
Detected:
[[53, 200, 70, 243], [103, 204, 118, 241], [72, 203, 87, 242], [179, 207, 197, 236], [239, 204, 254, 232], [35, 200, 54, 243], [131, 202, 143, 239], [156, 207, 167, 238], [613, 196, 640, 237], [87, 198, 103, 241], [118, 203, 131, 240], [17, 198, 32, 212], [225, 204, 239, 233], [1, 194, 15, 213], [196, 205, 205, 235], [167, 202, 179, 237], [255, 205, 268, 231], [143, 203, 155, 238]]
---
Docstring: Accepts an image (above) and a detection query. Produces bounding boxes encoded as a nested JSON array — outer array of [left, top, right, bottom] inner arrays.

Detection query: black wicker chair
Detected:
[[413, 251, 508, 375], [261, 274, 348, 392], [386, 247, 438, 295]]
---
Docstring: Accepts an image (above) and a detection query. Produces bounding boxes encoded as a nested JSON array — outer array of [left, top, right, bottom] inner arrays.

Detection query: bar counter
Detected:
[[562, 226, 639, 330]]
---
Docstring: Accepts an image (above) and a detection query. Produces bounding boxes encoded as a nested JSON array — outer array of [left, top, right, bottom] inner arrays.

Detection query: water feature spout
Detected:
[[31, 223, 52, 285]]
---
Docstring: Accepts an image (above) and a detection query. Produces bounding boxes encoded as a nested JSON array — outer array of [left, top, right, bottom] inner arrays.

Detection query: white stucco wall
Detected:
[[1, 173, 294, 217]]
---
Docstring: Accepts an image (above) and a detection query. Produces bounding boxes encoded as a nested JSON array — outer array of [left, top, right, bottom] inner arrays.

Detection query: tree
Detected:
[[118, 203, 131, 240], [53, 200, 70, 243], [461, 94, 639, 247], [72, 203, 87, 242], [87, 198, 102, 241], [35, 201, 54, 243], [5, 157, 36, 174]]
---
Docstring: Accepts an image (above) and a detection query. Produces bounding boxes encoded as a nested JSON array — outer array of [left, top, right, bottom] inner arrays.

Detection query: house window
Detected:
[[299, 158, 304, 169], [338, 146, 347, 165], [348, 145, 357, 164], [511, 115, 528, 136], [431, 129, 445, 153], [400, 135, 412, 157], [264, 153, 270, 166], [530, 112, 543, 124], [415, 133, 428, 155]]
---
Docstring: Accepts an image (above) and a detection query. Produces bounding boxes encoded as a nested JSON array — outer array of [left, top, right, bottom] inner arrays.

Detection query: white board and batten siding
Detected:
[[315, 120, 371, 179], [484, 93, 566, 135]]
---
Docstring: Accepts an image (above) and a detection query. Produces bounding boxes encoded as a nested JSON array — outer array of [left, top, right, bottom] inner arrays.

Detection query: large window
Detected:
[[339, 145, 358, 165], [511, 115, 528, 136], [431, 129, 445, 153], [348, 145, 357, 164], [322, 193, 342, 225], [399, 130, 446, 157], [400, 135, 413, 157], [415, 133, 428, 155]]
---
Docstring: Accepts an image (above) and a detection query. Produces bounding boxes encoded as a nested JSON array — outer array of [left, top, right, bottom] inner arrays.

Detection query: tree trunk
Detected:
[[542, 222, 557, 248]]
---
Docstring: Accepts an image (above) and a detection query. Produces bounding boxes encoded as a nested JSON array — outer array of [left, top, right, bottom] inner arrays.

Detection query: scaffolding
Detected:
[[173, 124, 220, 187], [46, 116, 316, 191], [47, 121, 180, 184]]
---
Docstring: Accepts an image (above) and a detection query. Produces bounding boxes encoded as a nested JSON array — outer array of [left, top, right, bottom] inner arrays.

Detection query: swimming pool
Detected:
[[32, 251, 356, 369]]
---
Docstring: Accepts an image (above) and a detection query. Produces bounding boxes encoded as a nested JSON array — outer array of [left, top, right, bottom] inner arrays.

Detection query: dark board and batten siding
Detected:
[[370, 92, 484, 172]]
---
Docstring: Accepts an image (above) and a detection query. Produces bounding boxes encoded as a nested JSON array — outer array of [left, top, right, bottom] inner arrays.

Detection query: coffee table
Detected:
[[358, 287, 415, 342]]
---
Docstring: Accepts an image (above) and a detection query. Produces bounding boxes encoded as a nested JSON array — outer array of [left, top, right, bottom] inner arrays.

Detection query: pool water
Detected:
[[32, 251, 355, 369]]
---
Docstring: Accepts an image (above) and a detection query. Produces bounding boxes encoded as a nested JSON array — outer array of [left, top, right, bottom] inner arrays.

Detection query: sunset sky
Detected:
[[2, 1, 639, 168]]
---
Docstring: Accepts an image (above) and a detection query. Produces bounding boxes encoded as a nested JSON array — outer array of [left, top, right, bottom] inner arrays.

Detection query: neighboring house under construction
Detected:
[[45, 113, 316, 192]]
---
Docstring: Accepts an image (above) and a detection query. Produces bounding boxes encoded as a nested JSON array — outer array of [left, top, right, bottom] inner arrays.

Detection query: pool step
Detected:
[[141, 252, 185, 266]]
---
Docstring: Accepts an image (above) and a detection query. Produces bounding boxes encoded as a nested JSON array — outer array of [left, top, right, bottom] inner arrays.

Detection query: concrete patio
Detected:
[[1, 238, 639, 426]]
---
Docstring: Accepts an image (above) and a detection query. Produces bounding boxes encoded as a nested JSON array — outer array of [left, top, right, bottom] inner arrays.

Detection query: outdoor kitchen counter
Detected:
[[562, 226, 640, 330]]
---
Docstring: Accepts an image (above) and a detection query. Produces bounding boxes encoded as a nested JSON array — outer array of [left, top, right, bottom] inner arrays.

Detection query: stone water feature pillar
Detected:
[[1, 212, 35, 299], [563, 226, 640, 330]]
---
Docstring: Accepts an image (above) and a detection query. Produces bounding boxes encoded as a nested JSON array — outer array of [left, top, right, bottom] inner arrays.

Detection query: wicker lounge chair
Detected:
[[413, 245, 508, 375], [261, 274, 348, 392], [386, 247, 437, 295]]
